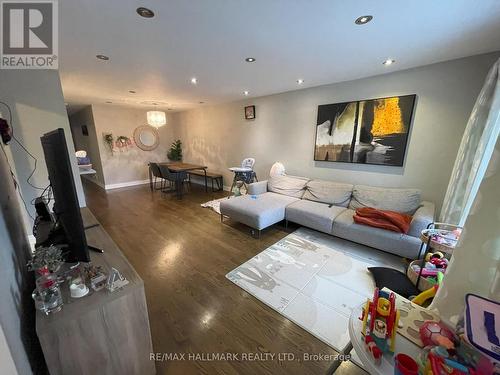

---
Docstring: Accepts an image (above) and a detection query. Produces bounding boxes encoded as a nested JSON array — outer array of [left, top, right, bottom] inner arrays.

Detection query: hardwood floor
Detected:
[[83, 181, 367, 375]]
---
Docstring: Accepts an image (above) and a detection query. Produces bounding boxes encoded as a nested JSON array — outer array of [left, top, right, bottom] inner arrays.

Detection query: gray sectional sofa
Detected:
[[219, 175, 435, 258]]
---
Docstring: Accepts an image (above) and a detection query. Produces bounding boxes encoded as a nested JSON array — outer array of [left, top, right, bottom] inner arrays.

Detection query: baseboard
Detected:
[[82, 175, 105, 189], [105, 179, 150, 190], [104, 178, 231, 192]]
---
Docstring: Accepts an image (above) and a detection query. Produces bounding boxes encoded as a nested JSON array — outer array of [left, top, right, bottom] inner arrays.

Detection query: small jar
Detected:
[[35, 267, 63, 314]]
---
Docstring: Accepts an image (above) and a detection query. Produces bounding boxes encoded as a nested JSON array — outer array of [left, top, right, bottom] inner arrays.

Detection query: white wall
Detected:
[[90, 104, 170, 188], [0, 70, 86, 223], [170, 52, 500, 209], [0, 144, 37, 375], [69, 106, 106, 186], [0, 325, 18, 375]]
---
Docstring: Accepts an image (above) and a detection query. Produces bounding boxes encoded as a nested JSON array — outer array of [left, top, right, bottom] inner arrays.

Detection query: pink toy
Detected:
[[430, 257, 448, 269], [419, 321, 456, 348], [420, 268, 444, 277]]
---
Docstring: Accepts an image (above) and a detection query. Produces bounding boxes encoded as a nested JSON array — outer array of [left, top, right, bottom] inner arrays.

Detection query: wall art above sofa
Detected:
[[314, 94, 416, 166]]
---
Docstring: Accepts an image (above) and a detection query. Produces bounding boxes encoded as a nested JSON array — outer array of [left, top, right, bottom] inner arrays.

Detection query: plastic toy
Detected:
[[429, 257, 448, 269], [417, 313, 495, 375], [360, 288, 400, 358], [411, 252, 448, 289], [412, 285, 438, 305], [412, 272, 444, 306], [427, 350, 471, 375], [425, 251, 444, 263], [364, 335, 382, 364], [464, 293, 500, 365], [419, 320, 456, 347], [394, 353, 419, 375]]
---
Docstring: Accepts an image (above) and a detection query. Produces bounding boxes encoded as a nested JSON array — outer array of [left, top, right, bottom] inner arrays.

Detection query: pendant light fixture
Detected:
[[146, 104, 167, 128]]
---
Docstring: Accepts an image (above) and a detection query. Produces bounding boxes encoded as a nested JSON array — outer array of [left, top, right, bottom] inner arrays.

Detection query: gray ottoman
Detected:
[[220, 192, 299, 232]]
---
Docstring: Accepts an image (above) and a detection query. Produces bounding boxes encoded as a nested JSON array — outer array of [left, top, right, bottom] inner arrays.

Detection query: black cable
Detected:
[[0, 100, 45, 190], [0, 141, 35, 221], [30, 184, 51, 205]]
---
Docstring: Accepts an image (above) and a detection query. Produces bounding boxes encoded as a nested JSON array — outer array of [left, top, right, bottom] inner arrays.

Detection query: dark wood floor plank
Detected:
[[83, 181, 367, 375]]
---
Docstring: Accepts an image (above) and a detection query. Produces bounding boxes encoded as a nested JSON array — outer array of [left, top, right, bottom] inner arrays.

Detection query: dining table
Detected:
[[148, 162, 208, 197]]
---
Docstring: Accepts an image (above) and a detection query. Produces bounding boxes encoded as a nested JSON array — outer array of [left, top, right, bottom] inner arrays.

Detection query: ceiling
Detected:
[[60, 0, 500, 112]]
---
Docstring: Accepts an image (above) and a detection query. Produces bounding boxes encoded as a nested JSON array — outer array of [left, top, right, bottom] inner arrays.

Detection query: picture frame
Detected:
[[244, 105, 255, 120], [313, 94, 416, 167]]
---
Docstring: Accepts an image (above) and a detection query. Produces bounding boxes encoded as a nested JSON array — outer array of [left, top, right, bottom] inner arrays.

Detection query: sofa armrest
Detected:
[[247, 180, 268, 195], [408, 201, 435, 237]]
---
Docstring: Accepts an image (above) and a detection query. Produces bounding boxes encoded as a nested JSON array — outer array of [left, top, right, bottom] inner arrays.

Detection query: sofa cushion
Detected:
[[349, 185, 421, 215], [267, 175, 310, 198], [286, 200, 346, 234], [303, 180, 353, 207], [220, 192, 299, 230], [332, 209, 421, 258]]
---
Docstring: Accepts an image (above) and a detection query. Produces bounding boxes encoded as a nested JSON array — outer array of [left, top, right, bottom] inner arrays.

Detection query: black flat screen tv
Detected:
[[40, 128, 90, 262]]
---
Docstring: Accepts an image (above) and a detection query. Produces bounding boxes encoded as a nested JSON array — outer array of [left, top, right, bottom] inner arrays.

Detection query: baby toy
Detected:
[[364, 335, 382, 364], [425, 251, 444, 262], [360, 288, 400, 360], [412, 272, 444, 306], [415, 252, 449, 276], [464, 294, 500, 368], [419, 321, 456, 348]]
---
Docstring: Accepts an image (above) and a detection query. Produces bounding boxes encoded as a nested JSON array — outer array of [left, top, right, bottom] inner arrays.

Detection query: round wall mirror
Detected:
[[134, 125, 159, 151]]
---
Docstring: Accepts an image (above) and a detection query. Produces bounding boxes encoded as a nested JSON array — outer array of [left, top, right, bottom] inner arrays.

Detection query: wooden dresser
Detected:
[[36, 208, 155, 375]]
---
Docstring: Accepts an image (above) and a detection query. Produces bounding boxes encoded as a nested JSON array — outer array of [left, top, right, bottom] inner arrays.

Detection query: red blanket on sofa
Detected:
[[353, 207, 412, 234]]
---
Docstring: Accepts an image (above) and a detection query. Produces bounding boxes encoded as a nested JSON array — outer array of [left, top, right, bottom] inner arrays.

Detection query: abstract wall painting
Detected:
[[314, 95, 416, 166]]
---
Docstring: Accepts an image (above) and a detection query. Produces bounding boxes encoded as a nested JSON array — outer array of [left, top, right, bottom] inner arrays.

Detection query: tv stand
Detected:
[[87, 244, 104, 253], [35, 208, 155, 375]]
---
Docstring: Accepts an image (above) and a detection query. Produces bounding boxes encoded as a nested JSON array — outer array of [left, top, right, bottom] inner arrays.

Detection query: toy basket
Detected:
[[407, 260, 436, 292]]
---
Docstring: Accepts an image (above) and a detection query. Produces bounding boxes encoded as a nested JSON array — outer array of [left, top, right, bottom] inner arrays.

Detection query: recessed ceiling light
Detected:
[[383, 58, 395, 66], [167, 108, 173, 111], [136, 7, 155, 18], [139, 100, 167, 106], [296, 79, 304, 85], [96, 54, 109, 61], [243, 90, 249, 96], [355, 15, 373, 25], [105, 101, 113, 103], [199, 101, 205, 104], [191, 77, 198, 84], [128, 90, 136, 94], [245, 57, 256, 62]]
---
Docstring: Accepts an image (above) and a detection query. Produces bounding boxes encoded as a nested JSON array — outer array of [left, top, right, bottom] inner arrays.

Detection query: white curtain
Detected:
[[440, 58, 500, 226], [432, 119, 500, 325]]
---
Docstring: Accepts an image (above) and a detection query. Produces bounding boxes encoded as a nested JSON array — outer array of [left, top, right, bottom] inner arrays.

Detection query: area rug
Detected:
[[200, 197, 228, 214], [226, 227, 404, 365], [201, 194, 244, 214]]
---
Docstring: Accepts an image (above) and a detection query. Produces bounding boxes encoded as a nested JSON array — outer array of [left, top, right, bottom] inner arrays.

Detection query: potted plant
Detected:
[[27, 245, 63, 274], [167, 139, 182, 161], [103, 133, 114, 153]]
